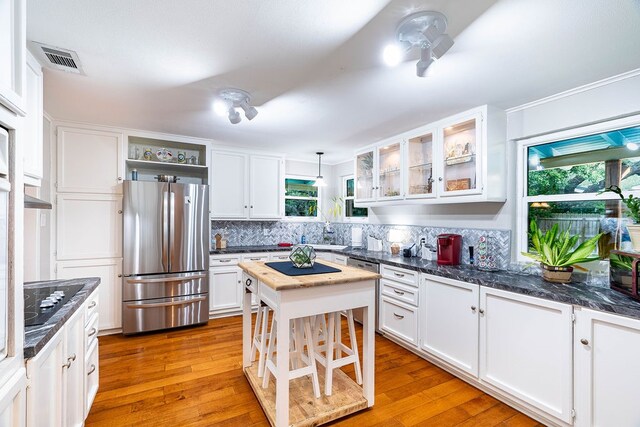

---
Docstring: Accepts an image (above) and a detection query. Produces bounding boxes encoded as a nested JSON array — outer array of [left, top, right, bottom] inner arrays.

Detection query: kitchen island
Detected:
[[239, 260, 380, 427]]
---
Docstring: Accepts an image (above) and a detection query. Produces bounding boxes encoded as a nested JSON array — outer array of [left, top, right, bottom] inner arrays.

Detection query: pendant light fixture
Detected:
[[313, 152, 327, 187]]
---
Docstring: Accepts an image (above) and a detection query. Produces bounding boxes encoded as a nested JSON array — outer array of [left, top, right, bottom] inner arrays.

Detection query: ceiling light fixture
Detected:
[[313, 152, 327, 187], [215, 88, 258, 124], [627, 142, 639, 151], [384, 11, 454, 77]]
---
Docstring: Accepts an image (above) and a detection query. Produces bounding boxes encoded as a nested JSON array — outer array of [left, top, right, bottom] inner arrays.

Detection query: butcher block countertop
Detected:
[[238, 260, 381, 290]]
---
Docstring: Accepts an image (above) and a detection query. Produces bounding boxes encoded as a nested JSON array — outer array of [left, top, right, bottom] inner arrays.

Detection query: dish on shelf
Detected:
[[156, 148, 173, 162], [445, 153, 475, 166]]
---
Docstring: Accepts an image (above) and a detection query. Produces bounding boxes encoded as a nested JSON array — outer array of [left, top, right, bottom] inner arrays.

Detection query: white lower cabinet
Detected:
[[574, 308, 640, 427], [421, 275, 479, 376], [479, 287, 573, 424], [63, 308, 85, 427], [269, 252, 290, 262], [0, 369, 26, 427], [333, 254, 347, 265], [56, 258, 122, 331], [380, 296, 418, 346], [85, 340, 99, 417], [315, 252, 334, 262], [209, 263, 243, 315]]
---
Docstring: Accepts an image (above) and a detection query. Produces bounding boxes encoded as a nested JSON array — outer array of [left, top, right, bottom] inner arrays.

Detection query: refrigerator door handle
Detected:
[[125, 295, 207, 309], [126, 273, 207, 284], [162, 190, 169, 271], [169, 190, 175, 271]]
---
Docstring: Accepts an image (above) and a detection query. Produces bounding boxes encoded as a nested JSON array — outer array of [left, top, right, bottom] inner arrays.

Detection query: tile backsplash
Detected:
[[211, 220, 512, 268]]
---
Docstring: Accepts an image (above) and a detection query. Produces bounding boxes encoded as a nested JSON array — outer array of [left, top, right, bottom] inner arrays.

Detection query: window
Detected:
[[343, 176, 368, 221], [520, 121, 640, 260], [284, 177, 320, 219]]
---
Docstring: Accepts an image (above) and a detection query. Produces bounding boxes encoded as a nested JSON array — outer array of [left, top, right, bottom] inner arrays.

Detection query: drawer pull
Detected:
[[87, 364, 96, 376], [87, 301, 97, 309], [245, 278, 252, 286], [580, 338, 589, 346], [471, 306, 477, 312], [63, 360, 71, 369], [88, 328, 97, 338], [250, 257, 262, 261], [479, 309, 485, 315], [393, 313, 404, 320], [393, 289, 405, 296], [126, 295, 206, 309], [219, 259, 233, 263], [394, 272, 405, 278]]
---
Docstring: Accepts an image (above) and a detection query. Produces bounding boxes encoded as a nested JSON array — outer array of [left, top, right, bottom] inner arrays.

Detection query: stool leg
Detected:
[[257, 307, 270, 378], [325, 312, 336, 396], [293, 318, 305, 369], [303, 317, 321, 398], [347, 309, 363, 385], [335, 312, 342, 360], [250, 306, 263, 363], [262, 317, 277, 389]]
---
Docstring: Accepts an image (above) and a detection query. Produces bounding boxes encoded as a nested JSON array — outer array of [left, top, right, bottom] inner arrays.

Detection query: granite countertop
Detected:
[[211, 245, 640, 320], [24, 277, 101, 359]]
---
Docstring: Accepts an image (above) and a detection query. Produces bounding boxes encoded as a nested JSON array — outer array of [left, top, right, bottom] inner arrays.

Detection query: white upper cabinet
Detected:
[[354, 105, 506, 205], [57, 126, 125, 194], [24, 50, 43, 185], [249, 155, 283, 219], [0, 0, 26, 115], [210, 149, 283, 220]]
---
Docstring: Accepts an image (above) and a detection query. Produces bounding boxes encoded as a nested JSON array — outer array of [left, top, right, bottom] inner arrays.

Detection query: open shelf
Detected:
[[126, 158, 207, 171]]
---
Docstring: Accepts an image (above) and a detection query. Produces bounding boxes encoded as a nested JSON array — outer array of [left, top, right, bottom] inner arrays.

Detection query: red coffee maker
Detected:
[[437, 234, 462, 265]]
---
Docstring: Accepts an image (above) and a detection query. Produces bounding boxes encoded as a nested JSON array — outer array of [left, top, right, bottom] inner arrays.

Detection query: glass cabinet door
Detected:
[[378, 142, 402, 199], [355, 150, 375, 200], [406, 131, 434, 198], [441, 116, 481, 195]]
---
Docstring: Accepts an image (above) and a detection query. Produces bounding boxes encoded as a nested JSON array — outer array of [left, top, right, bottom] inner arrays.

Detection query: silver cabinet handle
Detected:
[[580, 338, 589, 345], [249, 257, 262, 261], [126, 295, 206, 309], [88, 301, 97, 309], [244, 205, 248, 208], [118, 274, 123, 278], [88, 328, 97, 338], [245, 278, 252, 286], [219, 259, 232, 263], [438, 177, 443, 182], [68, 353, 77, 362], [250, 205, 253, 208], [63, 361, 71, 369], [87, 364, 96, 376], [393, 289, 405, 296], [479, 309, 485, 315], [126, 273, 207, 283], [471, 306, 477, 312], [118, 177, 122, 181], [394, 272, 405, 278], [393, 313, 404, 320], [118, 210, 123, 214]]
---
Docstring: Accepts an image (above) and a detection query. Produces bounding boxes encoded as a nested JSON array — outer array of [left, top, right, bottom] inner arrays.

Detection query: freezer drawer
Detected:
[[122, 293, 209, 334], [123, 271, 208, 301]]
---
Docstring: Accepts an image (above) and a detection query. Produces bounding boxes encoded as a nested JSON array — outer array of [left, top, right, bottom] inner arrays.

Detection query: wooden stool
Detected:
[[250, 302, 271, 378], [314, 310, 362, 396], [263, 316, 321, 398]]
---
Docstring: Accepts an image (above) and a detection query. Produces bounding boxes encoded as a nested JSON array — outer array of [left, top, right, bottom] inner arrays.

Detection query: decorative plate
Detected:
[[156, 148, 173, 162]]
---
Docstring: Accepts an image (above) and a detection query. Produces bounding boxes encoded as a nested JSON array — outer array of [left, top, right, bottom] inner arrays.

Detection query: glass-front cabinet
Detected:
[[377, 142, 403, 200], [355, 149, 375, 201], [406, 130, 435, 198], [440, 114, 482, 196]]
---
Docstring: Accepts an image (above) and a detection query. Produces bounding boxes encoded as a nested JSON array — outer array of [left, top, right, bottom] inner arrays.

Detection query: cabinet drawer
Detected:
[[380, 279, 418, 306], [85, 340, 99, 418], [242, 253, 270, 262], [315, 252, 333, 262], [269, 252, 291, 261], [85, 313, 99, 351], [381, 264, 418, 287], [210, 255, 240, 266], [85, 290, 99, 323], [334, 254, 348, 265], [243, 272, 257, 294], [380, 297, 418, 346]]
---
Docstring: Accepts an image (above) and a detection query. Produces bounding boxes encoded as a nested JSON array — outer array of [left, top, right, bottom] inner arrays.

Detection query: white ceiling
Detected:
[[27, 0, 640, 163]]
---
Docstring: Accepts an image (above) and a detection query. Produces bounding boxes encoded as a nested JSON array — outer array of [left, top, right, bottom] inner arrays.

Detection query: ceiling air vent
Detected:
[[30, 42, 85, 75]]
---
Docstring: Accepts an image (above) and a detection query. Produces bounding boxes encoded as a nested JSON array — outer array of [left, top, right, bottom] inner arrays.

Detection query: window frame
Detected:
[[282, 174, 321, 222], [342, 175, 368, 223], [516, 113, 640, 261]]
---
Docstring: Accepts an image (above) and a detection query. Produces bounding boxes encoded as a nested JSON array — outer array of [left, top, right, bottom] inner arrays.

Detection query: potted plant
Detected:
[[522, 219, 602, 283], [599, 185, 640, 251]]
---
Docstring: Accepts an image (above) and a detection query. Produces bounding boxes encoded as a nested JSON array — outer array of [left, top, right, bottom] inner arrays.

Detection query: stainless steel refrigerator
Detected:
[[122, 181, 209, 334]]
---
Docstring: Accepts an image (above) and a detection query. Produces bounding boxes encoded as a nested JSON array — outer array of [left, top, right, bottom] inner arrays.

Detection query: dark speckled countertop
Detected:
[[24, 277, 100, 359], [212, 245, 640, 320]]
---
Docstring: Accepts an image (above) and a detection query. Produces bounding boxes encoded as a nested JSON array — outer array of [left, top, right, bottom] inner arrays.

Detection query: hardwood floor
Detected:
[[86, 316, 544, 427]]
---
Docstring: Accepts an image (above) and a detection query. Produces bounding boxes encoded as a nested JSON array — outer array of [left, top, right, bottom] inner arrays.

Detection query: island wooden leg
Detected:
[[242, 287, 252, 368], [275, 310, 290, 427], [362, 305, 375, 406]]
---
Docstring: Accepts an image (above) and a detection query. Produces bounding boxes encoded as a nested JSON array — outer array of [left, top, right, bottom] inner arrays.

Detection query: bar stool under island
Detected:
[[239, 259, 380, 427]]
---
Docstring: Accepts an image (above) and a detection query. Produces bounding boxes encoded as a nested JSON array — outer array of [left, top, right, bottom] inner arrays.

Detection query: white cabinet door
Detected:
[[379, 296, 418, 346], [421, 276, 479, 376], [0, 0, 26, 115], [209, 266, 243, 314], [84, 340, 99, 418], [333, 254, 347, 265], [57, 127, 124, 194], [210, 151, 248, 219], [56, 194, 122, 260], [57, 259, 121, 331], [0, 369, 26, 427], [479, 288, 573, 424], [315, 252, 333, 262], [24, 51, 43, 184], [575, 309, 640, 427], [26, 330, 64, 427], [63, 308, 85, 427], [249, 155, 282, 219], [354, 148, 376, 202]]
